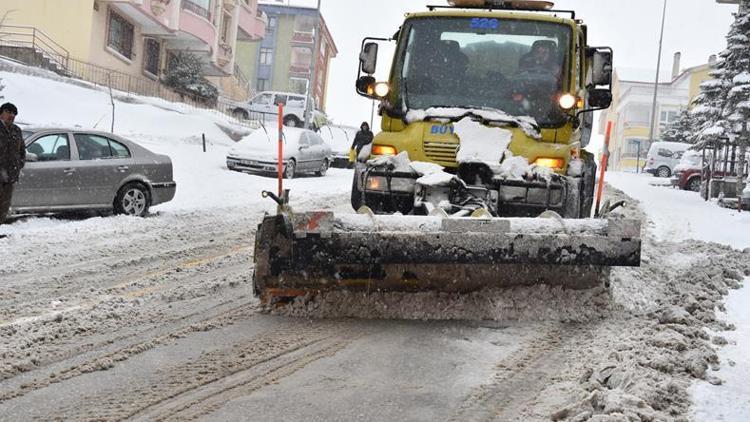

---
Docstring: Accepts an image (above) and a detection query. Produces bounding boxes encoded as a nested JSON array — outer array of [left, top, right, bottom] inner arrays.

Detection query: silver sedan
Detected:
[[226, 127, 332, 178], [11, 129, 176, 217]]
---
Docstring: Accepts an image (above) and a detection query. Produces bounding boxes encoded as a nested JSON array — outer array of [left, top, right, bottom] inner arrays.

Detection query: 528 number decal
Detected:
[[470, 18, 499, 30]]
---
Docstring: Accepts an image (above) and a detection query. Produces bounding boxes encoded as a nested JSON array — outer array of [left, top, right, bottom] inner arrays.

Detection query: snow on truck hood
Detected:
[[405, 107, 541, 140]]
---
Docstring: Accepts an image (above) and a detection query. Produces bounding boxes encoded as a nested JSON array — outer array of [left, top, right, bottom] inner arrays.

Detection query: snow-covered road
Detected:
[[1, 67, 749, 421]]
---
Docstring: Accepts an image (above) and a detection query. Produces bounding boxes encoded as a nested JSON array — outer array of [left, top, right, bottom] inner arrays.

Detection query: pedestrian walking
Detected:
[[0, 102, 25, 224], [350, 122, 373, 163]]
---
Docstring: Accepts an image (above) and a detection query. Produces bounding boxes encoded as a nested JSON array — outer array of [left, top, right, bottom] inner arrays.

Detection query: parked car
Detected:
[[11, 129, 176, 217], [230, 91, 327, 130], [319, 125, 357, 168], [226, 127, 332, 178], [671, 150, 704, 191], [644, 141, 690, 178]]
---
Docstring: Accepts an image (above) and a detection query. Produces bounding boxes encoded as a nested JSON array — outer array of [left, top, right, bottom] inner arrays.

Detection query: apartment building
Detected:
[[236, 3, 337, 112], [599, 54, 714, 172], [0, 0, 267, 99]]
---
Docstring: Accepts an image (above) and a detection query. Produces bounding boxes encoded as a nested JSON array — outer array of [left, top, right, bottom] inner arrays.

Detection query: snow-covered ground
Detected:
[[606, 172, 750, 421], [0, 67, 354, 233]]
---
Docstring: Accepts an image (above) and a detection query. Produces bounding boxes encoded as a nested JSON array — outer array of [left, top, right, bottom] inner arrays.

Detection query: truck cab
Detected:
[[352, 0, 613, 218]]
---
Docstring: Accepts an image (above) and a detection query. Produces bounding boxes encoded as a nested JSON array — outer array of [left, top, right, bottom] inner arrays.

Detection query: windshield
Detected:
[[394, 17, 572, 127]]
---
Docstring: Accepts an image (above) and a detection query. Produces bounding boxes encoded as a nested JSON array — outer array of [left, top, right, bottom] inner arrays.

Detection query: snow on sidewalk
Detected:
[[605, 172, 750, 421], [605, 172, 750, 249]]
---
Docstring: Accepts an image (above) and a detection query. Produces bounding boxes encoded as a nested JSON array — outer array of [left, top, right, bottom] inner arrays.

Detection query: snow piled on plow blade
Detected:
[[253, 212, 641, 304]]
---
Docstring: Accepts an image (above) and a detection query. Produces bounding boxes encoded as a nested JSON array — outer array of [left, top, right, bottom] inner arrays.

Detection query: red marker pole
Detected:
[[595, 121, 613, 216], [277, 103, 284, 198]]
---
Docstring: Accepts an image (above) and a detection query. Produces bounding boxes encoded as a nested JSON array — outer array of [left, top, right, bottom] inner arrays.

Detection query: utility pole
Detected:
[[647, 0, 668, 148], [304, 0, 322, 129]]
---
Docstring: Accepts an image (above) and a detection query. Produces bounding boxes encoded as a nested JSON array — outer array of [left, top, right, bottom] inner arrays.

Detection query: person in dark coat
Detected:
[[0, 102, 25, 224], [350, 122, 373, 163]]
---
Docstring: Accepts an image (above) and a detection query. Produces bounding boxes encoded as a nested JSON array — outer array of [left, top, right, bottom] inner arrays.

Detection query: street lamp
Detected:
[[647, 0, 668, 147]]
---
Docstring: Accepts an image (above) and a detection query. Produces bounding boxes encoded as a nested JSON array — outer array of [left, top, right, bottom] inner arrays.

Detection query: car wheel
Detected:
[[656, 166, 671, 178], [283, 115, 301, 128], [114, 182, 150, 217], [233, 109, 249, 120], [284, 159, 296, 179], [315, 159, 329, 176], [688, 177, 702, 192]]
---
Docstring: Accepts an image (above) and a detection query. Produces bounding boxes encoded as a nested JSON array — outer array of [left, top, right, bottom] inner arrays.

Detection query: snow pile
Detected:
[[453, 117, 512, 166], [405, 107, 541, 139], [367, 151, 412, 172], [567, 158, 584, 177], [496, 151, 529, 179], [673, 150, 703, 172]]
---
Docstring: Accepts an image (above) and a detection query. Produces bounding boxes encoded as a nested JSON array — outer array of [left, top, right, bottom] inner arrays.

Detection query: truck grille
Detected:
[[424, 141, 458, 165]]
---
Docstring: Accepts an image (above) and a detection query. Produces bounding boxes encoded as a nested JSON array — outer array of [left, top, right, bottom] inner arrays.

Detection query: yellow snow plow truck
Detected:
[[253, 0, 641, 304]]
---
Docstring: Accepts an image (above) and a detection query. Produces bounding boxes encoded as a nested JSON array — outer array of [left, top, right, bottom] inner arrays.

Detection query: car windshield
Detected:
[[393, 17, 572, 127]]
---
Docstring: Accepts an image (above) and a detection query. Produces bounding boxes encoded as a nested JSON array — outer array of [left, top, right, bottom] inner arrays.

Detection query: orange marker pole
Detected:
[[595, 121, 613, 216], [278, 103, 284, 198]]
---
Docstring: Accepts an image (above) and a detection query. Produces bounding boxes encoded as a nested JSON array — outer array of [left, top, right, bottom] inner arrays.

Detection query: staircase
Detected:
[[0, 25, 70, 76]]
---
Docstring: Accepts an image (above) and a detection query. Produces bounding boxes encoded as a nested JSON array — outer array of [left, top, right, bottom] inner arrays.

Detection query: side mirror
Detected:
[[360, 42, 378, 75], [26, 152, 38, 162], [589, 89, 612, 109], [590, 49, 613, 86], [356, 75, 377, 98]]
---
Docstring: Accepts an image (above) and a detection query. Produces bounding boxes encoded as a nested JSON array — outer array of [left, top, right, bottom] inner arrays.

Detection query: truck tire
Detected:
[[351, 173, 363, 211], [580, 152, 597, 218]]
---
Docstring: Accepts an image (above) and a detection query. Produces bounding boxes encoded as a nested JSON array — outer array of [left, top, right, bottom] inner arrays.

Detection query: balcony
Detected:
[[182, 0, 212, 21], [217, 42, 234, 67], [177, 4, 217, 50], [99, 0, 178, 34], [289, 64, 310, 76], [292, 31, 314, 45], [237, 3, 266, 41]]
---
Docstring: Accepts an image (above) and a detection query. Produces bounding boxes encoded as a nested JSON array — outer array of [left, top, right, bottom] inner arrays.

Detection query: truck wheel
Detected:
[[351, 174, 363, 211], [580, 152, 597, 218], [656, 166, 671, 178]]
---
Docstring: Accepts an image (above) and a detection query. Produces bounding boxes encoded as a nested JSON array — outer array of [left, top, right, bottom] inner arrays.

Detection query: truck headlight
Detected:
[[535, 158, 565, 170], [372, 145, 398, 156], [558, 94, 577, 110], [366, 176, 415, 193], [374, 82, 390, 97]]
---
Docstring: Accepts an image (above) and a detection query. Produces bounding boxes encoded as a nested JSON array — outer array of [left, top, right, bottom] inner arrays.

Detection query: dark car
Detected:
[[11, 129, 176, 217]]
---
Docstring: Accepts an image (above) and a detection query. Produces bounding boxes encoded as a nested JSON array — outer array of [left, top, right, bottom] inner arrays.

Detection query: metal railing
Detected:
[[0, 24, 70, 70], [182, 0, 211, 20]]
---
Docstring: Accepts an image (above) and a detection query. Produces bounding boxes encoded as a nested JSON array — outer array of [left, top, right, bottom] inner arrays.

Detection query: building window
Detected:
[[182, 0, 211, 20], [108, 9, 135, 59], [294, 15, 315, 34], [625, 105, 650, 126], [143, 38, 160, 76], [259, 48, 273, 65], [266, 16, 277, 34], [289, 78, 309, 95], [659, 110, 679, 131], [624, 138, 648, 157], [257, 78, 269, 91]]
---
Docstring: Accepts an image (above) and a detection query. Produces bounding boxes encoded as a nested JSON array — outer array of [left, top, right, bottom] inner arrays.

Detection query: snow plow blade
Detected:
[[253, 212, 640, 303]]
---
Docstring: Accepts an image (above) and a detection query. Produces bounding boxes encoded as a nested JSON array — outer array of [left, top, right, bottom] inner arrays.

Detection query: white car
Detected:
[[226, 127, 332, 178], [644, 141, 690, 178], [230, 91, 327, 130], [319, 125, 357, 168]]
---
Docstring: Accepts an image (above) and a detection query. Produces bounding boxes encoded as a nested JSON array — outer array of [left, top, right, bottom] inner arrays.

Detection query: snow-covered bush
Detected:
[[162, 52, 219, 106]]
